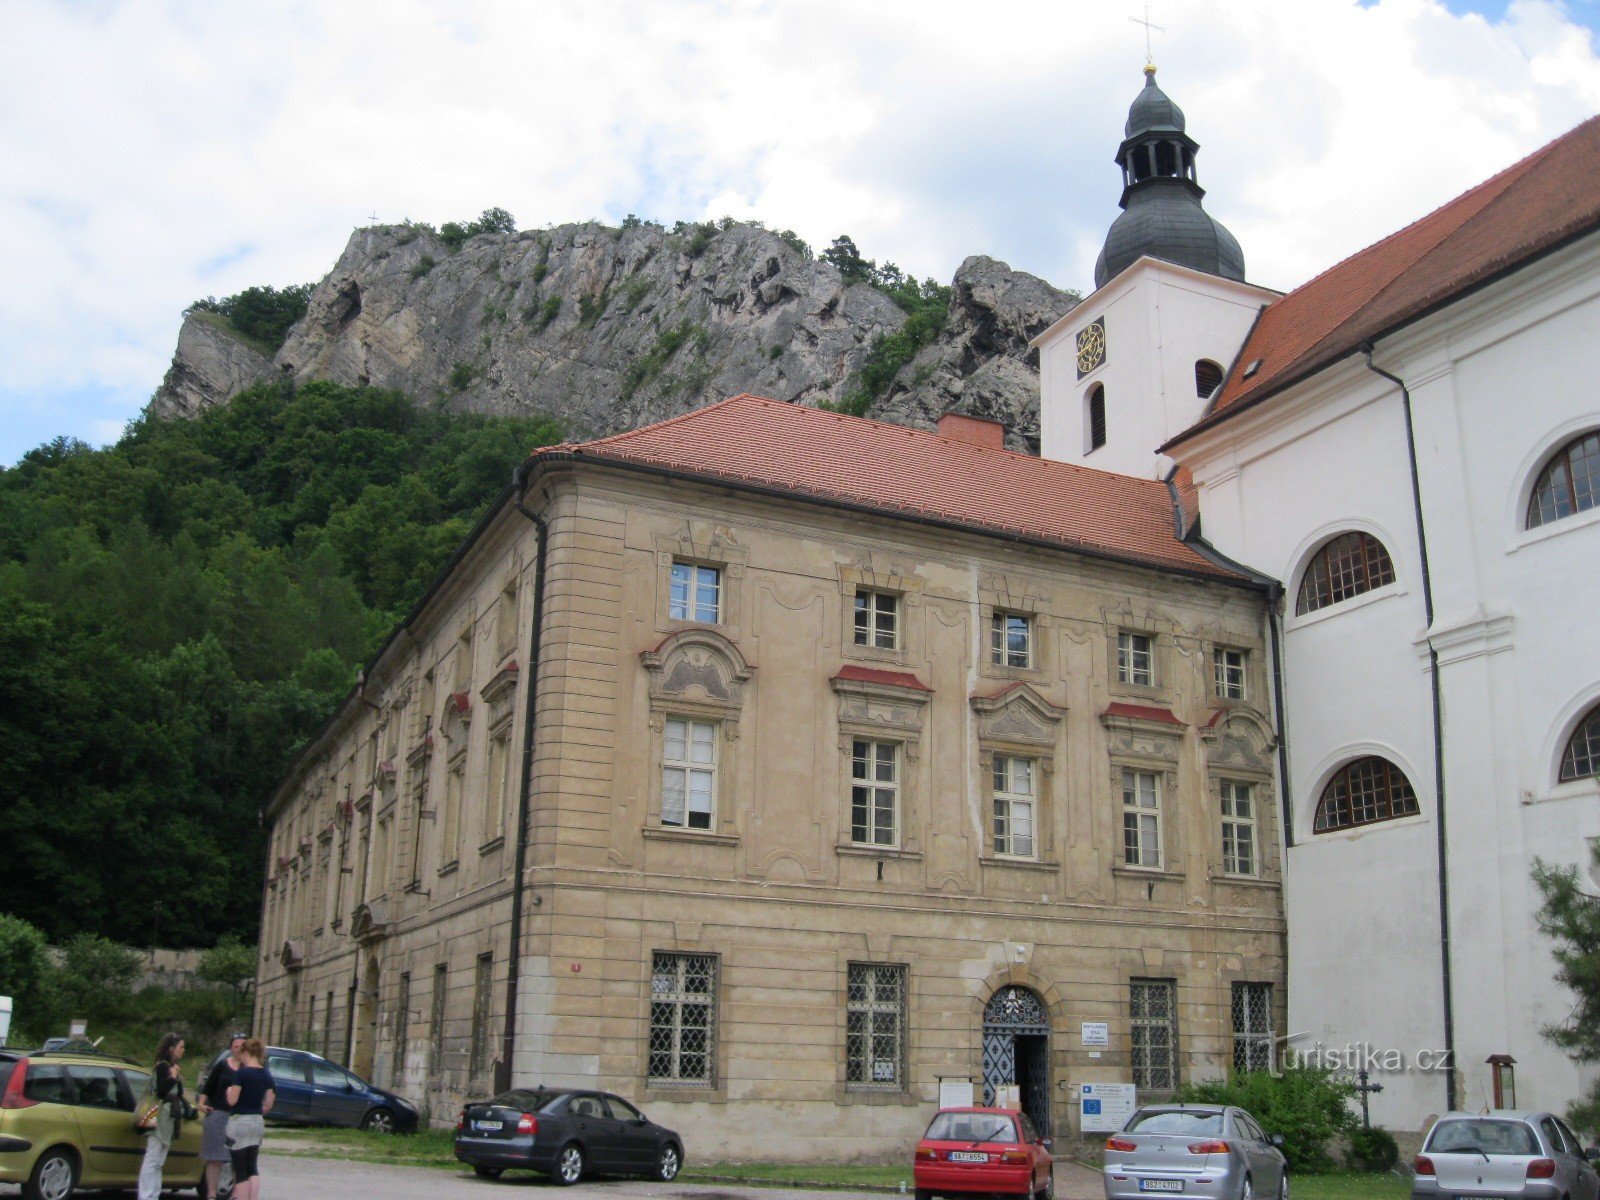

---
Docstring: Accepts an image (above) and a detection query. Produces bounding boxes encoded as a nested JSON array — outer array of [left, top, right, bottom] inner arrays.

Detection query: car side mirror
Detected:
[[1585, 1147, 1600, 1163], [1270, 1134, 1285, 1148]]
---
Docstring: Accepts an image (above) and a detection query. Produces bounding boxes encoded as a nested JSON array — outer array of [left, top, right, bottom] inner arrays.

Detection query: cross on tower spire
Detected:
[[1130, 4, 1164, 69]]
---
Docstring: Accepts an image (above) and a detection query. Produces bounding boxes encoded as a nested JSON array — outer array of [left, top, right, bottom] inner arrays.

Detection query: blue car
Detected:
[[207, 1046, 420, 1134]]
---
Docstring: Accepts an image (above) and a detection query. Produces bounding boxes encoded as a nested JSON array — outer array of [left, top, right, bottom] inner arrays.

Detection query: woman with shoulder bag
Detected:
[[137, 1032, 187, 1200], [224, 1038, 275, 1200]]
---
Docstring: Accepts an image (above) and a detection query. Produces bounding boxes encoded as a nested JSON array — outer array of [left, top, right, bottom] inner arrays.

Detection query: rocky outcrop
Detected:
[[148, 311, 274, 421], [147, 221, 1082, 446]]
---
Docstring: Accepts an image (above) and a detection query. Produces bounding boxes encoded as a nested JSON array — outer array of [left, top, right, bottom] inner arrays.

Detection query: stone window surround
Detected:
[[639, 943, 727, 1103], [652, 530, 749, 637], [976, 576, 1054, 683], [1104, 715, 1185, 881], [832, 672, 929, 860], [832, 944, 920, 1104], [971, 684, 1065, 869], [838, 565, 924, 667], [1211, 644, 1250, 703], [1125, 973, 1182, 1096], [842, 960, 910, 1096], [1105, 610, 1177, 702]]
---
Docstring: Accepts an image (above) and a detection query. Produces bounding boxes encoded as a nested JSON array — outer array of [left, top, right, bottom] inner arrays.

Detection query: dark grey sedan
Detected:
[[1103, 1104, 1287, 1200], [454, 1087, 684, 1185]]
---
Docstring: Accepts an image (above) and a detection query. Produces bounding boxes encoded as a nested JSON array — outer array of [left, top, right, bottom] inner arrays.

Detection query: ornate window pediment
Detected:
[[1200, 708, 1277, 773], [642, 628, 754, 715], [971, 683, 1065, 748], [350, 899, 393, 943]]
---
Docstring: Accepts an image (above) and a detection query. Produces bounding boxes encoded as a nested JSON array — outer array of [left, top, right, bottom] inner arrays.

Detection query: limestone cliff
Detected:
[[148, 220, 1080, 447]]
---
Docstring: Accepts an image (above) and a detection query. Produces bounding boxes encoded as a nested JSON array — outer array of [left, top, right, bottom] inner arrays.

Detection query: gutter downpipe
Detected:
[[1361, 343, 1457, 1112], [496, 466, 550, 1093]]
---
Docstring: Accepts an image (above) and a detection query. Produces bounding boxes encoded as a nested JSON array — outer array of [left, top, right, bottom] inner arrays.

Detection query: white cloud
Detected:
[[1, 0, 1597, 460]]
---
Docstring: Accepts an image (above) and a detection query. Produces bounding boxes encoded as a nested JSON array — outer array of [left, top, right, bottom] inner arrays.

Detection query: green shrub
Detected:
[[1176, 1065, 1358, 1174], [448, 363, 476, 391], [438, 207, 516, 252], [577, 288, 609, 328], [0, 914, 52, 1018], [621, 322, 700, 397], [186, 284, 313, 354], [196, 936, 256, 999], [1346, 1126, 1399, 1172], [409, 255, 436, 279], [619, 277, 652, 313], [536, 296, 561, 330], [768, 344, 784, 361]]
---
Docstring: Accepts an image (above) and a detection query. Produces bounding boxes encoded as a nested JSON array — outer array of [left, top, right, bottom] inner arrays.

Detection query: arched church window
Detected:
[[1154, 141, 1178, 176], [1527, 430, 1600, 529], [1086, 385, 1107, 453], [1314, 757, 1420, 832], [1294, 532, 1396, 615], [1560, 704, 1600, 783], [1194, 359, 1224, 398]]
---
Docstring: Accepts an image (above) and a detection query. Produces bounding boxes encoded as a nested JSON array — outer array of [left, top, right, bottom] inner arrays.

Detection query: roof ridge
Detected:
[[571, 393, 760, 450]]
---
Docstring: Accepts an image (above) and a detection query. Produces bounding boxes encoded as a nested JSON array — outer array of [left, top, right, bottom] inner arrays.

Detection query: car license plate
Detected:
[[472, 1119, 502, 1132], [1139, 1182, 1184, 1193], [949, 1151, 989, 1163]]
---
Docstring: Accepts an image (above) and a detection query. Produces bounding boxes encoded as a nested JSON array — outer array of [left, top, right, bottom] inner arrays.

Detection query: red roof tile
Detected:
[[539, 395, 1243, 581], [831, 665, 933, 692], [1101, 701, 1186, 727], [1168, 116, 1600, 447]]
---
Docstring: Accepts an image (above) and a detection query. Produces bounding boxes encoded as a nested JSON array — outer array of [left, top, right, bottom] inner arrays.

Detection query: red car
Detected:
[[913, 1106, 1054, 1200]]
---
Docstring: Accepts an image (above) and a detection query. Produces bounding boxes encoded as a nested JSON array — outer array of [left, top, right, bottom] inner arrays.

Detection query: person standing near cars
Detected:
[[138, 1032, 187, 1200], [198, 1033, 246, 1199], [224, 1038, 275, 1200]]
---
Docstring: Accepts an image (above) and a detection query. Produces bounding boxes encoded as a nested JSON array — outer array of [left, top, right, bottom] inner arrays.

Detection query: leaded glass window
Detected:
[[1131, 979, 1177, 1091], [649, 952, 717, 1085], [845, 963, 906, 1089], [1295, 532, 1396, 615], [1528, 431, 1600, 528], [1231, 982, 1273, 1074], [1561, 706, 1600, 782], [1314, 757, 1419, 832]]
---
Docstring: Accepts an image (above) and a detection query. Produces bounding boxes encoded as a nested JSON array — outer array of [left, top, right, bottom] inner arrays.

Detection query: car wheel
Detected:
[[553, 1141, 584, 1185], [656, 1142, 682, 1181], [1277, 1171, 1288, 1200], [474, 1165, 503, 1179], [1035, 1169, 1053, 1200], [23, 1147, 78, 1200], [915, 1190, 934, 1200], [362, 1107, 397, 1133], [1239, 1176, 1253, 1200]]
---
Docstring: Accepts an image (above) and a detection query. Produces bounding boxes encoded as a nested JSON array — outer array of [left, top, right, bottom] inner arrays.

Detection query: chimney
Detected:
[[937, 411, 1007, 450]]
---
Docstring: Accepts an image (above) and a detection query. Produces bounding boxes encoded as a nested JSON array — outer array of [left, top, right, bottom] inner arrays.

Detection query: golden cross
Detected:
[[1130, 4, 1164, 66]]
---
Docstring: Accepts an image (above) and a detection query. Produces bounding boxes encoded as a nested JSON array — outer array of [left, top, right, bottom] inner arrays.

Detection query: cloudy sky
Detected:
[[3, 0, 1599, 464]]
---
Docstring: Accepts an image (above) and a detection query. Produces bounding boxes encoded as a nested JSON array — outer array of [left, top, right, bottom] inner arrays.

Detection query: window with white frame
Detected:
[[1122, 769, 1162, 868], [1220, 780, 1257, 876], [1118, 631, 1153, 685], [662, 719, 717, 830], [850, 739, 899, 847], [845, 963, 906, 1089], [992, 756, 1037, 858], [853, 589, 899, 650], [1130, 978, 1178, 1091], [990, 612, 1032, 668], [1527, 431, 1600, 528], [649, 952, 717, 1085], [1231, 981, 1274, 1074], [669, 561, 721, 623], [1560, 704, 1600, 782], [1213, 647, 1247, 700]]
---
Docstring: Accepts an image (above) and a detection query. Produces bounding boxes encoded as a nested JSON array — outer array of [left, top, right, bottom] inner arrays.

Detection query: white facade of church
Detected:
[[1036, 70, 1600, 1129]]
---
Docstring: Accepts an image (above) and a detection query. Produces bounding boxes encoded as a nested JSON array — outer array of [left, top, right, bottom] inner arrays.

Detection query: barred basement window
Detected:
[[851, 739, 899, 847], [1560, 705, 1600, 782], [845, 963, 906, 1089], [854, 589, 899, 650], [992, 756, 1037, 858], [990, 612, 1032, 668], [1314, 756, 1420, 833], [1220, 780, 1257, 876], [1295, 532, 1396, 615], [649, 952, 717, 1085], [1527, 431, 1600, 528], [1232, 982, 1274, 1074], [1130, 979, 1178, 1092]]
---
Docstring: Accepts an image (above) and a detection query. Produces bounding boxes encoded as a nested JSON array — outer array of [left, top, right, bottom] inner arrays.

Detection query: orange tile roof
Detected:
[[1102, 701, 1187, 727], [832, 665, 933, 692], [538, 394, 1246, 581], [1168, 116, 1600, 447]]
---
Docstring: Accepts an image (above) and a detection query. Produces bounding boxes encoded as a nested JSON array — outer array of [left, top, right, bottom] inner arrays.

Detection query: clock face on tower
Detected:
[[1076, 318, 1107, 378]]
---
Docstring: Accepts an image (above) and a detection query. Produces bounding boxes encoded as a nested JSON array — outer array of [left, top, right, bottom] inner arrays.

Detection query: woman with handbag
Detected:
[[224, 1038, 275, 1200], [137, 1032, 187, 1200]]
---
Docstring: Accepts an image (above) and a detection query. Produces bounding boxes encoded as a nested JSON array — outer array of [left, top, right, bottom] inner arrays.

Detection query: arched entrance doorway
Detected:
[[982, 985, 1051, 1134], [351, 956, 380, 1080]]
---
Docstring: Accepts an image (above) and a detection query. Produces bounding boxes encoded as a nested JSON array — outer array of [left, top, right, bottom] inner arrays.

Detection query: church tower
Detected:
[[1033, 65, 1274, 479]]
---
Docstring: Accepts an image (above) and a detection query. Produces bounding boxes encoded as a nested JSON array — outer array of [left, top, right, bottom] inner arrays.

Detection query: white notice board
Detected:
[[938, 1079, 975, 1108], [1081, 1021, 1110, 1047], [1079, 1082, 1137, 1132]]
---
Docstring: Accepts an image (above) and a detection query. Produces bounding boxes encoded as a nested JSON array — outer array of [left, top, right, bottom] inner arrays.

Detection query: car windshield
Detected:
[[1127, 1110, 1225, 1135], [924, 1113, 1018, 1143], [1427, 1119, 1539, 1157]]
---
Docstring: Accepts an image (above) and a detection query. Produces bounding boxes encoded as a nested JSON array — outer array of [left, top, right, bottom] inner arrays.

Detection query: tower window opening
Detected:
[[1132, 147, 1153, 183], [1086, 385, 1107, 453], [1155, 141, 1178, 176], [1195, 360, 1224, 398]]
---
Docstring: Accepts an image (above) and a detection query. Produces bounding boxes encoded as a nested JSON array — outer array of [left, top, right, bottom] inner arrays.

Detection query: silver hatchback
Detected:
[[1412, 1111, 1600, 1200], [1103, 1104, 1288, 1200]]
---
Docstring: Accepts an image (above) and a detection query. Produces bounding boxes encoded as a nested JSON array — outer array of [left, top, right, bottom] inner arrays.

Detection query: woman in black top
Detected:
[[137, 1033, 186, 1200], [224, 1038, 275, 1200], [198, 1033, 246, 1198]]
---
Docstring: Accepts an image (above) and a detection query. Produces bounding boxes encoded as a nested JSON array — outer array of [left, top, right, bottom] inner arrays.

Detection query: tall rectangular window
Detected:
[[1231, 982, 1274, 1074], [846, 963, 906, 1090], [1220, 781, 1257, 876], [669, 562, 722, 623], [453, 628, 473, 692], [649, 952, 717, 1085], [440, 760, 464, 868], [470, 953, 494, 1079], [394, 972, 411, 1081], [373, 812, 392, 895], [486, 726, 512, 845], [662, 719, 716, 830], [1122, 769, 1162, 868], [850, 739, 899, 847], [853, 590, 899, 650], [1131, 979, 1178, 1092], [496, 579, 519, 657], [1213, 647, 1247, 700], [990, 612, 1032, 668], [1117, 631, 1153, 685], [322, 990, 334, 1060], [430, 964, 448, 1072], [992, 756, 1036, 858]]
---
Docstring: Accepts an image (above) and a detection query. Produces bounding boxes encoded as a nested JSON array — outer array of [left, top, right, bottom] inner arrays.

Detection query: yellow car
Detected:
[[0, 1046, 207, 1200]]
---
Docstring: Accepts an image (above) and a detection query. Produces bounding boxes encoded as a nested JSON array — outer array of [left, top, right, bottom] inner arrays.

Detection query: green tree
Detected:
[[1532, 843, 1600, 1136], [1176, 1064, 1358, 1173], [188, 284, 314, 353], [196, 936, 257, 999], [0, 914, 52, 1021]]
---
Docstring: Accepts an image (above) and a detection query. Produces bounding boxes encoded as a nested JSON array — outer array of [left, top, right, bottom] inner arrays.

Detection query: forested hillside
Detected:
[[0, 382, 562, 946]]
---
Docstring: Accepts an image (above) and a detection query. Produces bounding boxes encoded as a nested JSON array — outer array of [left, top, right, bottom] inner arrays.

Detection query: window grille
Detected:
[[1560, 706, 1600, 782], [992, 756, 1037, 858], [1314, 757, 1419, 832], [1220, 780, 1257, 876], [669, 562, 722, 622], [1213, 647, 1247, 700], [1295, 532, 1396, 615], [851, 740, 899, 847], [991, 612, 1032, 668], [853, 590, 899, 649], [662, 719, 717, 829], [1528, 431, 1600, 528], [1122, 769, 1162, 868], [1231, 982, 1274, 1074], [1130, 979, 1178, 1091], [1118, 631, 1153, 685], [649, 952, 717, 1085], [845, 963, 906, 1089]]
